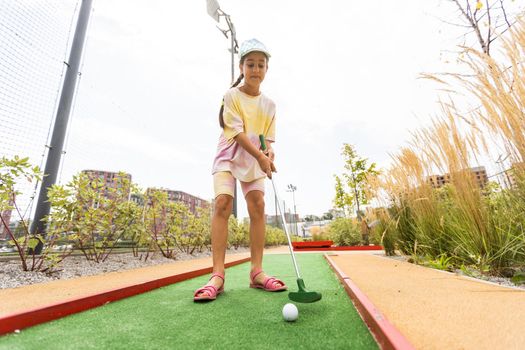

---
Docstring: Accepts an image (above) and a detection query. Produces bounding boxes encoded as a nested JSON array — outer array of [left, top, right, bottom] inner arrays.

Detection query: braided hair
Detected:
[[219, 73, 244, 128]]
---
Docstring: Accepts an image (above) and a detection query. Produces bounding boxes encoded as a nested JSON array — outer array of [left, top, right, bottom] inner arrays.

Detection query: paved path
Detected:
[[329, 253, 525, 350], [0, 252, 251, 317]]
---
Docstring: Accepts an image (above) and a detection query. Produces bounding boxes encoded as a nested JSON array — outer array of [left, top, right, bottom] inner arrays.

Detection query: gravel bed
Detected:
[[3, 250, 523, 291], [384, 254, 525, 290], [0, 247, 251, 290]]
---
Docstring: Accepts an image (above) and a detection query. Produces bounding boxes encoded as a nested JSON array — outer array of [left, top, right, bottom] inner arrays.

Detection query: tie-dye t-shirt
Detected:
[[212, 87, 276, 182]]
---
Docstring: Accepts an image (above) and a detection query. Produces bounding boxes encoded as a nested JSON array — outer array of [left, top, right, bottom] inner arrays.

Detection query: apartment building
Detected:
[[504, 162, 525, 188], [428, 166, 488, 189], [266, 213, 299, 227], [81, 170, 132, 201], [146, 188, 209, 215]]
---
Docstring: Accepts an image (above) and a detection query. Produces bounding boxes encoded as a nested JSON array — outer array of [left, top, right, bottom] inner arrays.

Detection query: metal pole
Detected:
[[292, 189, 298, 236], [287, 184, 297, 235], [270, 179, 301, 278], [288, 200, 295, 235], [275, 192, 278, 228], [230, 23, 235, 84], [31, 0, 93, 252], [283, 200, 286, 232], [230, 21, 238, 218], [207, 3, 238, 218]]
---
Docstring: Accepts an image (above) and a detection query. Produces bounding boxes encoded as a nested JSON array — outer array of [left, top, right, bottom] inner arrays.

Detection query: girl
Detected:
[[194, 38, 287, 301]]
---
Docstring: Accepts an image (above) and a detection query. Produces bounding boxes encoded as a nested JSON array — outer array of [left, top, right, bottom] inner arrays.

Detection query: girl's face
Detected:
[[239, 51, 268, 89]]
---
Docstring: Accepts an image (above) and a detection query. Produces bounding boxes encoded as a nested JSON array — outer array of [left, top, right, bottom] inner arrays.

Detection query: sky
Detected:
[[47, 0, 521, 219]]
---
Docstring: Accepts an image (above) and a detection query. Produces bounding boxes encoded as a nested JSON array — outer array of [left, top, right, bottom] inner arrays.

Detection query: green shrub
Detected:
[[187, 207, 211, 253], [228, 216, 249, 249], [1, 156, 77, 273], [265, 225, 288, 246], [47, 172, 141, 263], [375, 217, 397, 256], [327, 218, 361, 246]]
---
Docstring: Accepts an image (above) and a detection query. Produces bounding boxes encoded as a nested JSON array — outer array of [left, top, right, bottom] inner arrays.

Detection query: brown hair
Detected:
[[219, 73, 244, 128]]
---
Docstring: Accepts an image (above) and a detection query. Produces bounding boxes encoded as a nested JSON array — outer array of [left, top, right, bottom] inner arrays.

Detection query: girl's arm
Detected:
[[265, 142, 275, 162], [234, 132, 276, 178]]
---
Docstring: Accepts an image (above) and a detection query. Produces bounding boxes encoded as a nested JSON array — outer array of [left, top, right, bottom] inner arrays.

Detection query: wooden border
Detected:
[[0, 257, 250, 335], [324, 254, 415, 350]]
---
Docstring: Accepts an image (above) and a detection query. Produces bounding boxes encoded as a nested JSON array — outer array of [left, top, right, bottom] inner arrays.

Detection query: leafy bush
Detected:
[[327, 218, 361, 246], [47, 172, 140, 263], [144, 190, 179, 259], [171, 202, 193, 254], [144, 191, 211, 256], [186, 207, 211, 253], [309, 226, 330, 242], [1, 156, 72, 273], [423, 253, 454, 272], [265, 225, 288, 246], [123, 195, 153, 260], [228, 215, 249, 249]]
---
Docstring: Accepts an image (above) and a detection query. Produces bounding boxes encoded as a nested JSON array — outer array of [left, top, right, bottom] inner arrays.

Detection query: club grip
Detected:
[[259, 134, 267, 151]]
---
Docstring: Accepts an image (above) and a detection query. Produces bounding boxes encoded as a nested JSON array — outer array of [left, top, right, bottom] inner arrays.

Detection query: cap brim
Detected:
[[240, 49, 271, 59]]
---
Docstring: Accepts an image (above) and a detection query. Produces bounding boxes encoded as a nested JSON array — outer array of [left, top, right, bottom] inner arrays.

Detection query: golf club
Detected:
[[259, 134, 322, 303]]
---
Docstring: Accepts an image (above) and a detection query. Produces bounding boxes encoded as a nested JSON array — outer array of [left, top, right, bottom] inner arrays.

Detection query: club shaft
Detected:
[[270, 178, 301, 279]]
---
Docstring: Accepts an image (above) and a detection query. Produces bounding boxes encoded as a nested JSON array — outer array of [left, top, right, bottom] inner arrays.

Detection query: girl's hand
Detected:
[[265, 148, 275, 162], [257, 152, 276, 178]]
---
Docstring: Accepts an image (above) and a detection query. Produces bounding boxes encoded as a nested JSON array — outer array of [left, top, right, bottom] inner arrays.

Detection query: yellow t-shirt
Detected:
[[212, 87, 276, 182]]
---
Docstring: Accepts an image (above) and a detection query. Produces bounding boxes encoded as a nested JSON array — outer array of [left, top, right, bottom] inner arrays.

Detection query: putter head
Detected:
[[288, 278, 322, 303]]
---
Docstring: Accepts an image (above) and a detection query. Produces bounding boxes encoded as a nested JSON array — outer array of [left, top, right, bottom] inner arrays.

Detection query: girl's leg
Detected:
[[195, 194, 232, 297], [211, 194, 232, 276], [245, 190, 285, 288], [245, 190, 266, 272]]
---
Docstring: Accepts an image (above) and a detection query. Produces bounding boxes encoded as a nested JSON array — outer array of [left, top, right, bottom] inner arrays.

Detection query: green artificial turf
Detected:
[[0, 254, 378, 350]]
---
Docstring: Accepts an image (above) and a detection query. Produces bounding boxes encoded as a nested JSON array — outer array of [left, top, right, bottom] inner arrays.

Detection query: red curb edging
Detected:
[[294, 245, 383, 252], [324, 254, 415, 350], [292, 240, 333, 248], [0, 257, 250, 336]]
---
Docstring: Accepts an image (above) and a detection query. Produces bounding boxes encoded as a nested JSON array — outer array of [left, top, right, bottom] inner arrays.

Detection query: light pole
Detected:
[[31, 0, 93, 254], [287, 184, 298, 236], [206, 0, 240, 217], [495, 153, 511, 188]]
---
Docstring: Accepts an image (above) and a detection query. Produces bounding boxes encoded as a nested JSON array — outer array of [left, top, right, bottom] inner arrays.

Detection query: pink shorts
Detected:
[[213, 171, 265, 198]]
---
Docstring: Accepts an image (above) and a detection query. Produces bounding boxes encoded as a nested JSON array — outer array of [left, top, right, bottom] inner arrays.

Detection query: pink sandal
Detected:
[[250, 269, 287, 292], [193, 272, 225, 302]]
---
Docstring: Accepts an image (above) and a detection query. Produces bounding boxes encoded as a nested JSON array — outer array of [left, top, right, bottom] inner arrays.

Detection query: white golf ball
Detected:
[[282, 303, 299, 322]]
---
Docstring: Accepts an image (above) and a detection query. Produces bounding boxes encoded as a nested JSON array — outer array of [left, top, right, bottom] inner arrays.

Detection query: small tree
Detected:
[[46, 172, 138, 263], [444, 0, 523, 56], [174, 202, 211, 255], [322, 211, 334, 220], [1, 156, 73, 273], [145, 190, 178, 259], [188, 206, 211, 253], [171, 201, 192, 254], [304, 214, 321, 222], [333, 144, 379, 218], [124, 191, 152, 260]]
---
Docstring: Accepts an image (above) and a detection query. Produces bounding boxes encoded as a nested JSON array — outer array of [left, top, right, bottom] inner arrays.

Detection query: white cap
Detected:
[[238, 38, 271, 59]]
